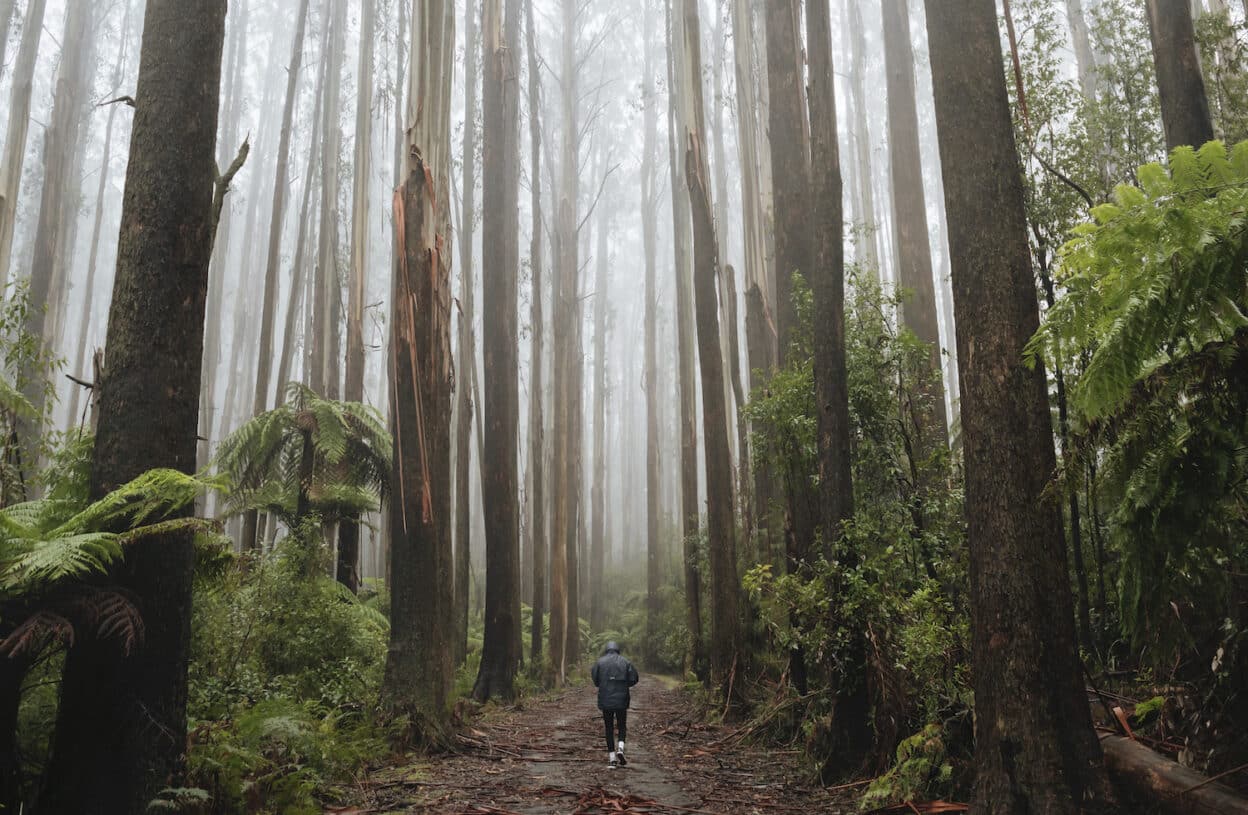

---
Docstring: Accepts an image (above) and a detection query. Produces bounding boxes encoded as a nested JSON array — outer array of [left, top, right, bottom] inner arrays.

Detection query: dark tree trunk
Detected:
[[665, 0, 706, 680], [763, 0, 811, 359], [0, 652, 30, 811], [524, 0, 546, 669], [1146, 0, 1215, 152], [381, 0, 455, 744], [454, 0, 481, 666], [39, 1, 226, 810], [883, 0, 948, 439], [807, 0, 868, 770], [679, 0, 741, 704], [922, 1, 1114, 812], [472, 0, 522, 702]]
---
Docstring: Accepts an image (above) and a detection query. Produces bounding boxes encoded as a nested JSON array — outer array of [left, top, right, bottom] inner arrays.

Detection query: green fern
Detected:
[[1030, 139, 1248, 656], [214, 383, 392, 527]]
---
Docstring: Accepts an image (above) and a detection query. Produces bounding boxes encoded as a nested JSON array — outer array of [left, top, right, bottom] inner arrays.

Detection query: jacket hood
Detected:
[[604, 641, 620, 654]]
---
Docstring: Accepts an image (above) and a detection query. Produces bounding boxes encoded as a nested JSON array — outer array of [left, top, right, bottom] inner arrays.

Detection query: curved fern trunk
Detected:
[[39, 0, 226, 809], [0, 651, 30, 811]]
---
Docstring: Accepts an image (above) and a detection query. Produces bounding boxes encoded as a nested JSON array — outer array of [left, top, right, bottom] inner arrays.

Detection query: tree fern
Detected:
[[1030, 139, 1248, 655], [214, 383, 392, 527]]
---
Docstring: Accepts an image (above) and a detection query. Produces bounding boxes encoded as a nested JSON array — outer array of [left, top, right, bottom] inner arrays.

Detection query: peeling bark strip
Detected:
[[382, 0, 455, 744], [922, 1, 1114, 812], [38, 0, 227, 810]]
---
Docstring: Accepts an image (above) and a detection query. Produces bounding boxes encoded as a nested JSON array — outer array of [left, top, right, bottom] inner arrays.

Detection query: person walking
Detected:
[[591, 641, 639, 769]]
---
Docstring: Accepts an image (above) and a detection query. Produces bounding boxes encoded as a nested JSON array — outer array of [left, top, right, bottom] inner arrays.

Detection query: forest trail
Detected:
[[338, 678, 858, 814]]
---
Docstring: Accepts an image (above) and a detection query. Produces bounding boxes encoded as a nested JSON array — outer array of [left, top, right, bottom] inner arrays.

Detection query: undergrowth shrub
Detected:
[[185, 520, 394, 812]]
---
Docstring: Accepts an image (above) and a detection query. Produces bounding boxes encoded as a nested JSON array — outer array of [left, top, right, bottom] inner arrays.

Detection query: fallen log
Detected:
[[1100, 734, 1248, 814]]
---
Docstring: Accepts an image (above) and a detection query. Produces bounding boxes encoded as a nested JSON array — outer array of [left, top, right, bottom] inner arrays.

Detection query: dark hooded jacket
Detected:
[[591, 642, 639, 710]]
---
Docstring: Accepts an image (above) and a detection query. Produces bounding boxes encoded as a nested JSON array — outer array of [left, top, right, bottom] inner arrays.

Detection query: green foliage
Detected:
[[1030, 141, 1248, 656], [744, 268, 967, 779], [214, 383, 391, 528], [0, 280, 64, 505], [186, 521, 394, 811], [860, 724, 955, 809], [1196, 9, 1248, 144]]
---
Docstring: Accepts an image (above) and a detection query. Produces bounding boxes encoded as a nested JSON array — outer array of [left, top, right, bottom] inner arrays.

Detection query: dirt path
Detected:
[[342, 678, 858, 814]]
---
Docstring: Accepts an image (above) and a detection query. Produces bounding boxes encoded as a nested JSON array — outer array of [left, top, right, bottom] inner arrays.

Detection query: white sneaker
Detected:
[[616, 741, 627, 766], [607, 751, 618, 769]]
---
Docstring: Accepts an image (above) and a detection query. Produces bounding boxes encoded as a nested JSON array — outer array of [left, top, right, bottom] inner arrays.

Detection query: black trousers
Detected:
[[602, 709, 627, 752]]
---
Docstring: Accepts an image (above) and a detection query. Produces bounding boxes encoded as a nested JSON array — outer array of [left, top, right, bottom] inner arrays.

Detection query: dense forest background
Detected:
[[0, 0, 1245, 812]]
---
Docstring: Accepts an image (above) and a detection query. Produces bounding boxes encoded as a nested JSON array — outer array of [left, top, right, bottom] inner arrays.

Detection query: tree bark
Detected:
[[0, 0, 16, 82], [763, 0, 811, 359], [923, 1, 1114, 811], [1146, 0, 1215, 152], [848, 0, 881, 274], [883, 0, 948, 440], [312, 0, 347, 400], [524, 0, 547, 669], [69, 0, 136, 430], [590, 192, 609, 633], [642, 0, 662, 664], [0, 0, 48, 291], [381, 0, 456, 743], [240, 0, 311, 552], [39, 1, 226, 809], [28, 0, 99, 417], [665, 0, 706, 679], [337, 0, 376, 594], [679, 0, 740, 703], [454, 0, 480, 665], [472, 0, 522, 702]]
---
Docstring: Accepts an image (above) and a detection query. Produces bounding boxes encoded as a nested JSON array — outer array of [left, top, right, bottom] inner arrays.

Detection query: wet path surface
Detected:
[[345, 677, 856, 814]]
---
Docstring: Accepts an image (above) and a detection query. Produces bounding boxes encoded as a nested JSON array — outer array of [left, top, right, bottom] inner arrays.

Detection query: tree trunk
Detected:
[[848, 0, 881, 275], [679, 0, 740, 703], [1065, 0, 1100, 101], [28, 0, 99, 420], [0, 0, 48, 291], [199, 0, 248, 471], [454, 0, 480, 665], [1146, 0, 1215, 152], [642, 0, 662, 664], [883, 0, 948, 441], [39, 1, 226, 809], [809, 0, 871, 770], [312, 0, 347, 400], [763, 0, 811, 359], [922, 1, 1115, 812], [472, 0, 522, 703], [665, 0, 706, 680], [0, 0, 16, 82], [337, 0, 376, 594], [69, 0, 136, 430], [381, 0, 456, 743], [590, 194, 609, 633], [277, 43, 329, 419], [242, 0, 311, 552], [524, 0, 546, 669]]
